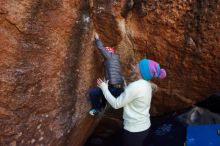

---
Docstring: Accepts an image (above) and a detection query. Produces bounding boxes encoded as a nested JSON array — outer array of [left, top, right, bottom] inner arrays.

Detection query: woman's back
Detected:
[[123, 79, 152, 132]]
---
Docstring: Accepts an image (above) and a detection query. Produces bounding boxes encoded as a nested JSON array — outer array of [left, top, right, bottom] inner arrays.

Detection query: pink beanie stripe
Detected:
[[139, 58, 166, 80]]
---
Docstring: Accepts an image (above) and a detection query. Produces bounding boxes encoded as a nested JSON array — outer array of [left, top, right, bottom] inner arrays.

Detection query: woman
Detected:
[[97, 58, 166, 146]]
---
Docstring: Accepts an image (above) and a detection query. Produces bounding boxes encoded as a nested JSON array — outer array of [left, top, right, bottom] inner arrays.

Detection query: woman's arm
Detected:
[[97, 78, 136, 109]]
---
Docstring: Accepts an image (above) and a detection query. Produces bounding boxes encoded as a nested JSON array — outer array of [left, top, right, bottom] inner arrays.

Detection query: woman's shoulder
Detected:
[[126, 80, 151, 94], [129, 79, 151, 88]]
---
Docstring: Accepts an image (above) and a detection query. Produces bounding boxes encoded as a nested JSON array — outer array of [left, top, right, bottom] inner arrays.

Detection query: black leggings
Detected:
[[122, 128, 149, 146]]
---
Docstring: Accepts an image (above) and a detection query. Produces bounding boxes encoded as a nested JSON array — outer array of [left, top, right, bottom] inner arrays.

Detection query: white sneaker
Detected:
[[89, 109, 99, 116]]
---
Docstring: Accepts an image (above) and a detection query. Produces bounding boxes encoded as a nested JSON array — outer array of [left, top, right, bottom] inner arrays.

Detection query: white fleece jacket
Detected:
[[99, 79, 152, 132]]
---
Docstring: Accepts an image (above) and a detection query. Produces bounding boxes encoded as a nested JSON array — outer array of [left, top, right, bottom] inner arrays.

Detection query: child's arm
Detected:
[[94, 33, 112, 59]]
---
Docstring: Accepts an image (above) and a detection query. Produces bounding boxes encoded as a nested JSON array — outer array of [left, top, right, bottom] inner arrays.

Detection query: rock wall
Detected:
[[0, 0, 219, 146]]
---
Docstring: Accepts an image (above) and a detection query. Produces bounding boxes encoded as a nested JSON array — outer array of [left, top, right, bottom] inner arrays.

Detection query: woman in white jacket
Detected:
[[97, 58, 166, 146]]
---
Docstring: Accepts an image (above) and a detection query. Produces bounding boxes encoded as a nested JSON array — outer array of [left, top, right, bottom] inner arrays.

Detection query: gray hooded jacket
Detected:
[[95, 39, 124, 85]]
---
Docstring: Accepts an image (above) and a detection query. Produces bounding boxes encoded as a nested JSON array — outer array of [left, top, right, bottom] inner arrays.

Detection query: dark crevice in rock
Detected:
[[121, 0, 148, 18], [93, 0, 122, 47], [59, 0, 91, 145], [4, 17, 23, 33]]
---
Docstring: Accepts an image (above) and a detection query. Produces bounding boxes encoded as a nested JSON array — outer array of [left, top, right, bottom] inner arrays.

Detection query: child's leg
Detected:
[[88, 87, 104, 110], [100, 87, 124, 109], [109, 86, 124, 97], [100, 86, 124, 109], [100, 86, 118, 109], [100, 96, 107, 109]]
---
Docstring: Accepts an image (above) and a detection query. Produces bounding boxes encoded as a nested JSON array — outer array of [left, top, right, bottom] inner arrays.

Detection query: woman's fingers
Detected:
[[97, 78, 104, 85], [97, 78, 101, 84], [97, 78, 109, 86]]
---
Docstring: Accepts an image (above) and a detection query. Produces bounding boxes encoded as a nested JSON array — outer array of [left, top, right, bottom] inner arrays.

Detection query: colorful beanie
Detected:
[[139, 58, 166, 80], [105, 47, 115, 53]]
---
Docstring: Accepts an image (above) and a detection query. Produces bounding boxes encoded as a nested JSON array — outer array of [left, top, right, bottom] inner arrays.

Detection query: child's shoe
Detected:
[[89, 108, 99, 116]]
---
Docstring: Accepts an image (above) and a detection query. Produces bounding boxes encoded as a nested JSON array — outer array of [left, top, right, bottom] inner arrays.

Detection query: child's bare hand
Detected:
[[94, 32, 99, 40]]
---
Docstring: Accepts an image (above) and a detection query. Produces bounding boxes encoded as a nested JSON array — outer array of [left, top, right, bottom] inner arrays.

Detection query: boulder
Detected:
[[0, 0, 219, 145]]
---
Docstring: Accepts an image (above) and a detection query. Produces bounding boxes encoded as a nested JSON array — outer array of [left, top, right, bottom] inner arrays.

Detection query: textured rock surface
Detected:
[[0, 0, 219, 146]]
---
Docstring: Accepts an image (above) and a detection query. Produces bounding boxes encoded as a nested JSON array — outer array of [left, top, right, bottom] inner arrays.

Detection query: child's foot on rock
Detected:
[[89, 108, 99, 116]]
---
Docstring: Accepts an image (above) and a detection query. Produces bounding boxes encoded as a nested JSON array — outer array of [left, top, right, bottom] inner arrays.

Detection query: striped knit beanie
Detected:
[[139, 58, 166, 80]]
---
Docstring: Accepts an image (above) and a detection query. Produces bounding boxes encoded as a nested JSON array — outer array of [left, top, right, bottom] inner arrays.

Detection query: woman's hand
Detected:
[[97, 78, 109, 88]]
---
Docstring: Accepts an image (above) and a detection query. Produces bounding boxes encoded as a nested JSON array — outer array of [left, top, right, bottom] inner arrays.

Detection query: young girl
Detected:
[[88, 33, 125, 116]]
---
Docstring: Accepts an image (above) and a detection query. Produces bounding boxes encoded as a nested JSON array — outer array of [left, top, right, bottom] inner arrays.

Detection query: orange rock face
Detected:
[[0, 0, 219, 145]]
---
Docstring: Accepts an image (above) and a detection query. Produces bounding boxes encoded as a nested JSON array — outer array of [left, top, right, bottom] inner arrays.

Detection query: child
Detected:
[[88, 33, 125, 116]]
